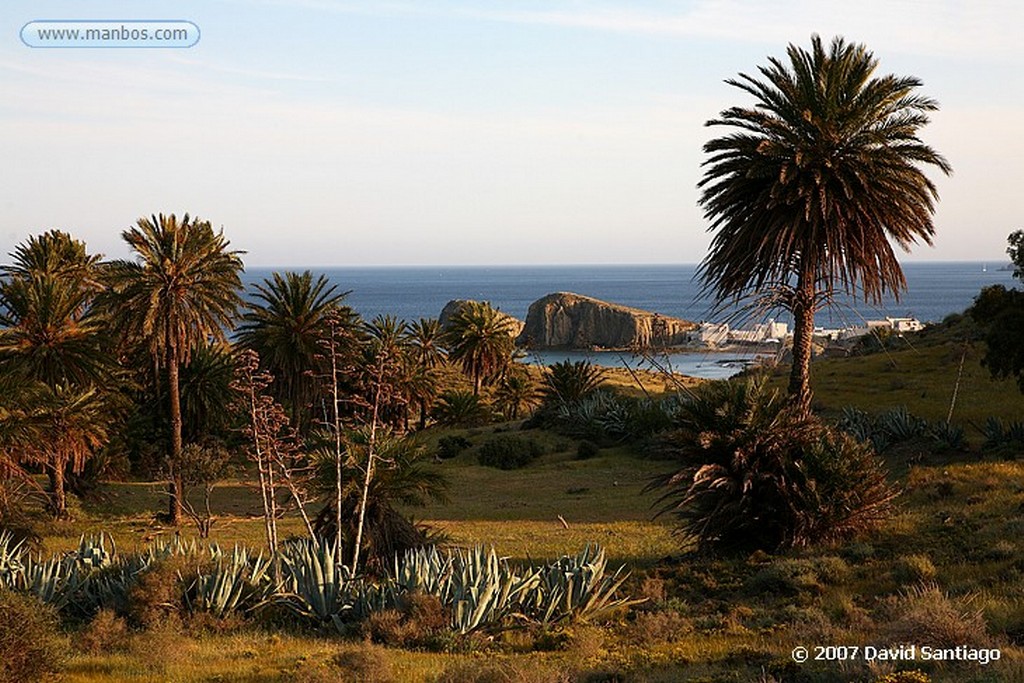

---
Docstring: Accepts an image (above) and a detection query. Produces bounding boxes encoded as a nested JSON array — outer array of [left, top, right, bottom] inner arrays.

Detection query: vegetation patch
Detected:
[[476, 435, 544, 470]]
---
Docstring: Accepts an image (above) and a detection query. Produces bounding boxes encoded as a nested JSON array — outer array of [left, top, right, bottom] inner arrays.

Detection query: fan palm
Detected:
[[237, 270, 353, 431], [101, 213, 243, 523], [698, 35, 951, 412], [444, 302, 517, 395]]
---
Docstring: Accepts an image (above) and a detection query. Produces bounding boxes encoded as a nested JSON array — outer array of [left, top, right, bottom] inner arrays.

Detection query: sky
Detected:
[[1, 0, 1022, 267]]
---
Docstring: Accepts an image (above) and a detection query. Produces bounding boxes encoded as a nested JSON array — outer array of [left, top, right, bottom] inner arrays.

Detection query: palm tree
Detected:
[[444, 302, 517, 395], [311, 430, 448, 569], [0, 231, 113, 515], [2, 229, 103, 288], [0, 273, 110, 388], [101, 213, 243, 524], [405, 318, 446, 429], [20, 385, 110, 516], [541, 359, 605, 405], [697, 35, 950, 412], [237, 270, 353, 432], [407, 317, 446, 369], [494, 369, 538, 420]]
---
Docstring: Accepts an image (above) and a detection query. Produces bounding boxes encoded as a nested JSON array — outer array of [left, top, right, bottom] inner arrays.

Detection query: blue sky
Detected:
[[2, 1, 1022, 266]]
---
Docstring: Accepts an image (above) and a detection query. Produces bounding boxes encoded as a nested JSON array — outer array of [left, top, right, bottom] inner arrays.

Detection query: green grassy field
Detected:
[[15, 338, 1024, 682]]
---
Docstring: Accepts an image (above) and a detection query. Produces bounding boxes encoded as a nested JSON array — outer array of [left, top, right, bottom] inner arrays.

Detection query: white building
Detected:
[[692, 322, 730, 345]]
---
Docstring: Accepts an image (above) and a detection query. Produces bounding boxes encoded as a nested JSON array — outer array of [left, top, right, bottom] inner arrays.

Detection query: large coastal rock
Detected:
[[438, 299, 525, 338], [519, 292, 697, 349]]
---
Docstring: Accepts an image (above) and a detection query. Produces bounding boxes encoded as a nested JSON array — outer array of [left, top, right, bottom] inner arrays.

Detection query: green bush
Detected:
[[0, 590, 68, 682], [436, 435, 471, 460], [477, 435, 543, 470], [646, 378, 899, 553], [576, 440, 600, 460]]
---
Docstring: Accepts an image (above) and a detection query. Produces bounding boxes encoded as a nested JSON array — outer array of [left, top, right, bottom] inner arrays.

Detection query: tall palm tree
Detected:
[[443, 302, 517, 395], [102, 213, 243, 524], [237, 270, 353, 432], [698, 35, 950, 413]]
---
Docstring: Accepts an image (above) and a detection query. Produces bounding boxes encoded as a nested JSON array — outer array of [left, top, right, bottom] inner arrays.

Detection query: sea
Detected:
[[242, 262, 1014, 379]]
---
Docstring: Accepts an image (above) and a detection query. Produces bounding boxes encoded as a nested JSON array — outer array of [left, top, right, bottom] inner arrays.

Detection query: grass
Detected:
[[16, 337, 1024, 682]]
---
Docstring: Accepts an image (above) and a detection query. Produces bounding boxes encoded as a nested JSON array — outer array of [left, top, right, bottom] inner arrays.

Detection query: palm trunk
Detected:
[[48, 458, 67, 517], [167, 356, 184, 525], [787, 276, 816, 415]]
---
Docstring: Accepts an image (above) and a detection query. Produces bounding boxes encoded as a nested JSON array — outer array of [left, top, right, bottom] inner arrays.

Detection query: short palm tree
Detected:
[[101, 213, 243, 524], [541, 359, 605, 405], [698, 35, 951, 412], [0, 231, 113, 515], [494, 369, 539, 420], [444, 302, 517, 395], [237, 270, 352, 432]]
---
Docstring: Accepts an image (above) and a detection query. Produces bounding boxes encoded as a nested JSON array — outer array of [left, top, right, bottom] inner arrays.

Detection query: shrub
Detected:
[[78, 608, 129, 655], [477, 435, 543, 470], [433, 391, 494, 427], [437, 435, 471, 460], [127, 557, 186, 629], [0, 590, 68, 682], [882, 584, 991, 649], [624, 609, 693, 645], [745, 560, 822, 597], [576, 440, 600, 460], [646, 378, 899, 553], [891, 554, 938, 585], [331, 641, 396, 683]]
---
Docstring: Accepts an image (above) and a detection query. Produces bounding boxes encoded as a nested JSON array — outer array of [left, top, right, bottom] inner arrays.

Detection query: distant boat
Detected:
[[983, 264, 987, 273]]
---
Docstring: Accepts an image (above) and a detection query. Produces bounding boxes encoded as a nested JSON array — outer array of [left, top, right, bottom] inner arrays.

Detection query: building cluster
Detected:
[[690, 316, 924, 347]]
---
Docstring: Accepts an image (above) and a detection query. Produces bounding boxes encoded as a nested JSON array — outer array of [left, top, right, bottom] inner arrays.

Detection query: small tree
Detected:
[[1007, 230, 1024, 281], [177, 441, 232, 538]]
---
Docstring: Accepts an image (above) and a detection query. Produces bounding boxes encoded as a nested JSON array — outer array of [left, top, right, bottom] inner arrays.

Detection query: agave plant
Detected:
[[0, 530, 26, 588], [277, 538, 351, 623], [447, 547, 540, 634], [186, 545, 273, 618], [528, 545, 634, 624]]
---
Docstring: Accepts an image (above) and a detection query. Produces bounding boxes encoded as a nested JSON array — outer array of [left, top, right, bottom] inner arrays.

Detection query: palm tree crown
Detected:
[[698, 35, 951, 411], [237, 270, 352, 430], [443, 301, 517, 395], [104, 214, 244, 366]]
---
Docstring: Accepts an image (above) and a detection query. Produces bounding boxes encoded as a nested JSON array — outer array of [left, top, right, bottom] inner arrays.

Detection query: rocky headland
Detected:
[[517, 292, 697, 350]]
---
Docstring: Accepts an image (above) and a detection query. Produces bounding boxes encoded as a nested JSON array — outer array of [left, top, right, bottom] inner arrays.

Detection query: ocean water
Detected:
[[241, 262, 1014, 376], [243, 262, 1013, 326]]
